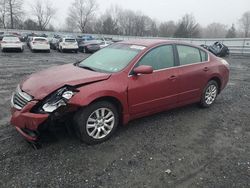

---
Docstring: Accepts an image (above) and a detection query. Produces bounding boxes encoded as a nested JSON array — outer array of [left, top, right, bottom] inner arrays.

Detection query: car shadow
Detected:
[[33, 103, 201, 150]]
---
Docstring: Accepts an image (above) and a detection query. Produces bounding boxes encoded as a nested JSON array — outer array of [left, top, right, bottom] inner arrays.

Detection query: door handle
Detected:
[[203, 67, 209, 72], [169, 75, 177, 80]]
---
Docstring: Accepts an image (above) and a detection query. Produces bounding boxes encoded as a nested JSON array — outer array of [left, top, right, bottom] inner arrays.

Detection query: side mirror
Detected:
[[133, 65, 153, 75]]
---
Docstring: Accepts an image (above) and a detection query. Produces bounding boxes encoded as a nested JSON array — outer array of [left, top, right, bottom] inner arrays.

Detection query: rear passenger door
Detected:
[[176, 45, 210, 103]]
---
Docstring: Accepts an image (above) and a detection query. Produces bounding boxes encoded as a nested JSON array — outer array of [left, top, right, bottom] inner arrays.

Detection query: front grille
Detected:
[[11, 85, 33, 110]]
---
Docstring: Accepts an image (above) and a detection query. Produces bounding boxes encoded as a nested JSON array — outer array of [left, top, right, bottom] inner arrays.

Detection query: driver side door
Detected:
[[128, 45, 179, 117]]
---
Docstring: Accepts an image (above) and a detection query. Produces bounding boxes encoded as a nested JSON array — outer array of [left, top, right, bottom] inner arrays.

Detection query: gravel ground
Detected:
[[0, 48, 250, 188]]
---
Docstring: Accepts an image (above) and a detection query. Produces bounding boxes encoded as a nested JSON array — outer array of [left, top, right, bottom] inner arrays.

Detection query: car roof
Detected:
[[119, 39, 175, 47], [119, 39, 206, 50]]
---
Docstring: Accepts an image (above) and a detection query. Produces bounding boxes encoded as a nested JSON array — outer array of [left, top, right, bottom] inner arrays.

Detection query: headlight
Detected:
[[33, 86, 77, 113]]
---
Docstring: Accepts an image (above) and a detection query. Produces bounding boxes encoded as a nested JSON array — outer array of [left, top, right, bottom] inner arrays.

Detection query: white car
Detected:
[[29, 37, 50, 52], [58, 38, 78, 53], [96, 37, 113, 48], [1, 36, 23, 52]]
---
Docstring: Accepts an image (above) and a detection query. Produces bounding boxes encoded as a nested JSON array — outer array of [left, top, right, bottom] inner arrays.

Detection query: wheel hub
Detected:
[[86, 108, 115, 139]]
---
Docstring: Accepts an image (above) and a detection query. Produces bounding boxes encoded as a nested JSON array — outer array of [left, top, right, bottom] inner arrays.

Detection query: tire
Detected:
[[74, 101, 119, 145], [200, 80, 219, 108], [83, 47, 86, 53]]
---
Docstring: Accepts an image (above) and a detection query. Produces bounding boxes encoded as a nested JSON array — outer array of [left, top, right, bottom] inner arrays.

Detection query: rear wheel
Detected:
[[74, 101, 119, 145], [200, 80, 219, 108]]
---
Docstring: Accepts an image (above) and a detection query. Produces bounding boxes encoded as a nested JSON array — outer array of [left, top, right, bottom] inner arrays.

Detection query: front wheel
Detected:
[[74, 101, 119, 145], [200, 80, 219, 108]]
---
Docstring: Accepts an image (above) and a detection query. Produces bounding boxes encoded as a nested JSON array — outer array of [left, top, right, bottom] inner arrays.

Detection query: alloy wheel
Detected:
[[86, 108, 115, 139], [205, 84, 217, 105]]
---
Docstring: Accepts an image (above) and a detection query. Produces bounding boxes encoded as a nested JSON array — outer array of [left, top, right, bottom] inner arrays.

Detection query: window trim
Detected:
[[175, 44, 210, 67], [129, 44, 177, 76]]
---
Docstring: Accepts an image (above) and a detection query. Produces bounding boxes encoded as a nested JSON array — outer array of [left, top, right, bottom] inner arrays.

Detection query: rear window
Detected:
[[3, 37, 20, 42], [34, 38, 46, 41], [177, 45, 201, 65], [65, 39, 76, 42]]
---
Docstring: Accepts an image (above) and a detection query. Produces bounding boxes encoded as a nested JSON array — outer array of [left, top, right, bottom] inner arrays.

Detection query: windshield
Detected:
[[78, 43, 145, 73]]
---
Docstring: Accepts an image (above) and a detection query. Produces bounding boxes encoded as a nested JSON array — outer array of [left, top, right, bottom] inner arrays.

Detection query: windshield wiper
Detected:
[[79, 66, 96, 72]]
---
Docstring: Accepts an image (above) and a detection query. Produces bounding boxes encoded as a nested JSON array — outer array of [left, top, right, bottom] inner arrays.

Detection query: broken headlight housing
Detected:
[[33, 86, 77, 113]]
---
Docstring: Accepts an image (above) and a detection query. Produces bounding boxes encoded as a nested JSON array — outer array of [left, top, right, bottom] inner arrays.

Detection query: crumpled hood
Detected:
[[21, 63, 111, 100]]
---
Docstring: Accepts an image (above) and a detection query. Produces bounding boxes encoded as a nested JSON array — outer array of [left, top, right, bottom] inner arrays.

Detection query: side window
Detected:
[[138, 45, 174, 70], [177, 45, 201, 65], [200, 50, 208, 62]]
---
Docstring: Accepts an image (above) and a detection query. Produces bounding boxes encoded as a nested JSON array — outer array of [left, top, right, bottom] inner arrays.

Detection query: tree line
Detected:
[[0, 0, 250, 38]]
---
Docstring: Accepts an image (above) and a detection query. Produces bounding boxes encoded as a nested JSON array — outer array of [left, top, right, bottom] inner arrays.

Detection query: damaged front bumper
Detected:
[[11, 101, 49, 141]]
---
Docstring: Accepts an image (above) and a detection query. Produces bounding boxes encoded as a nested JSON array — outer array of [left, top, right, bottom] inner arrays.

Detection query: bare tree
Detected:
[[65, 16, 77, 32], [102, 16, 119, 35], [202, 23, 227, 38], [31, 0, 56, 31], [67, 0, 98, 33], [118, 9, 136, 35], [0, 0, 23, 29], [158, 21, 177, 37], [174, 14, 200, 38], [226, 24, 237, 38], [0, 0, 7, 28], [239, 11, 250, 37]]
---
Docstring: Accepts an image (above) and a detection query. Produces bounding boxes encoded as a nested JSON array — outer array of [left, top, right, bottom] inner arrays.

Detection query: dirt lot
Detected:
[[0, 48, 249, 188]]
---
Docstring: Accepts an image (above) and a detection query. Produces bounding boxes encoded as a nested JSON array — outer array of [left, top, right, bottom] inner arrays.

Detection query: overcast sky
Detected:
[[24, 0, 250, 29]]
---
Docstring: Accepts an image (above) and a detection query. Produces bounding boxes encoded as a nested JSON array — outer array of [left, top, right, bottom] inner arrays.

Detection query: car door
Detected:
[[175, 45, 210, 103], [128, 45, 179, 116]]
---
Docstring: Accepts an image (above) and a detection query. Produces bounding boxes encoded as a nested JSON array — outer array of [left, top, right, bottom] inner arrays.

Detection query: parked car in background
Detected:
[[50, 37, 60, 50], [201, 42, 230, 57], [209, 42, 230, 57], [19, 33, 29, 42], [96, 37, 113, 48], [0, 36, 23, 52], [10, 40, 229, 146], [26, 37, 33, 49], [58, 37, 78, 53], [0, 32, 5, 41], [78, 40, 101, 53], [29, 37, 50, 53], [76, 36, 94, 45], [25, 33, 39, 43]]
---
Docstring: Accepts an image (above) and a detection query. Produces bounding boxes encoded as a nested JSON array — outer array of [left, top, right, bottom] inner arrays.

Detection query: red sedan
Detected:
[[10, 40, 229, 145]]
